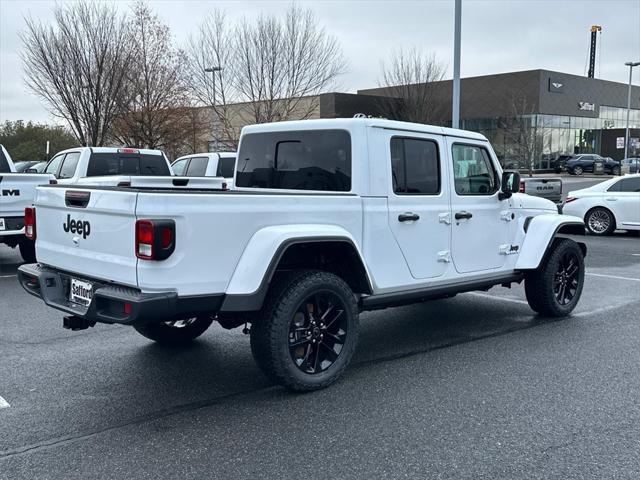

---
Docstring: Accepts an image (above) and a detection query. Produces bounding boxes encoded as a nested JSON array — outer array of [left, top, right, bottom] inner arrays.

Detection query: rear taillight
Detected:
[[24, 207, 36, 240], [564, 197, 578, 204], [135, 219, 175, 260], [519, 181, 525, 193]]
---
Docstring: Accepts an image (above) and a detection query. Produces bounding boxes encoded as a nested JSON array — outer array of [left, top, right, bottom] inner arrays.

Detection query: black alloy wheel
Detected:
[[288, 291, 348, 374], [553, 250, 581, 306]]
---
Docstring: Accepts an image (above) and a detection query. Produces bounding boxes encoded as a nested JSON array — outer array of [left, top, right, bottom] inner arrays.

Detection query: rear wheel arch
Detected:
[[221, 237, 372, 312]]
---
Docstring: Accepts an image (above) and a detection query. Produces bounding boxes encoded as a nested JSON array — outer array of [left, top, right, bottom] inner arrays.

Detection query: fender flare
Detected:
[[515, 214, 586, 270], [221, 224, 371, 312]]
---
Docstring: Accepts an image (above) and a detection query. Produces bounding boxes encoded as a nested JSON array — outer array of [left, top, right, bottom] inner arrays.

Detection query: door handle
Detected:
[[455, 211, 473, 220], [398, 212, 420, 222]]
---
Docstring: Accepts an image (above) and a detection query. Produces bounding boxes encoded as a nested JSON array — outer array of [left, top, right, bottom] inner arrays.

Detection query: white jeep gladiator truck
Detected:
[[18, 119, 587, 391], [1, 144, 55, 261]]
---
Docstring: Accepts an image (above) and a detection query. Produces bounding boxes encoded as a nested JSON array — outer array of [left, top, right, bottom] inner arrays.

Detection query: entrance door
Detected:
[[447, 140, 510, 274], [386, 133, 451, 279]]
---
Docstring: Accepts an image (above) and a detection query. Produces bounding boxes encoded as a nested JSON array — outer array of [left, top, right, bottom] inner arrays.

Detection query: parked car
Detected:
[[562, 174, 640, 235], [551, 155, 574, 173], [565, 154, 620, 175], [0, 145, 55, 262], [14, 160, 41, 172], [19, 118, 587, 391], [621, 157, 640, 174], [171, 152, 236, 185], [519, 177, 563, 204], [43, 147, 172, 184]]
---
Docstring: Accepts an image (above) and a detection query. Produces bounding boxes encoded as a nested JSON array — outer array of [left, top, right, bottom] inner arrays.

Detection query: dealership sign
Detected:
[[579, 102, 596, 111], [616, 137, 625, 149], [549, 78, 564, 93]]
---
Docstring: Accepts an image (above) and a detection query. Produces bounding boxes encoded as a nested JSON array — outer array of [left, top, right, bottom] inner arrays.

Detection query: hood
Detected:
[[510, 193, 558, 211]]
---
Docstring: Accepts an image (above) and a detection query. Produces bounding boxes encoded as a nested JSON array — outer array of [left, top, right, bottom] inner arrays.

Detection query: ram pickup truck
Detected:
[[519, 176, 563, 204], [19, 118, 587, 391], [1, 144, 55, 261], [171, 152, 236, 185]]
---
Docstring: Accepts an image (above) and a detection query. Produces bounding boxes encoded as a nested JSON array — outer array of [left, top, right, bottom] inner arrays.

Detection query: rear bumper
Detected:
[[17, 263, 224, 326], [0, 215, 25, 241]]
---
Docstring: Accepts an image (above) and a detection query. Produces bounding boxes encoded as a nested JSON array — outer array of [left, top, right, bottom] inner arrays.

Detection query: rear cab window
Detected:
[[216, 156, 236, 178], [87, 152, 170, 177], [0, 146, 11, 173], [236, 130, 351, 191]]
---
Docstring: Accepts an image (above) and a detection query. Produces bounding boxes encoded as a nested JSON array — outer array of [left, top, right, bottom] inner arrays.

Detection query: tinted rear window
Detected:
[[185, 156, 208, 176], [86, 153, 170, 177], [217, 156, 236, 178], [0, 147, 11, 173], [236, 130, 351, 191]]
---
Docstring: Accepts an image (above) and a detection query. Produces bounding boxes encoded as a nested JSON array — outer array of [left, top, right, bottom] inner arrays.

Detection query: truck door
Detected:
[[446, 139, 510, 274], [386, 132, 451, 279]]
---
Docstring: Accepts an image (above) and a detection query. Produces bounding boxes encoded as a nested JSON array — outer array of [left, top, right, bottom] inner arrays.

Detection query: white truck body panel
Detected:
[[29, 118, 585, 300]]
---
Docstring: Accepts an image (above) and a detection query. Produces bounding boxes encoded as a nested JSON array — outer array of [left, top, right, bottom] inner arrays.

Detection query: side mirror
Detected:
[[499, 171, 521, 200], [25, 168, 38, 173]]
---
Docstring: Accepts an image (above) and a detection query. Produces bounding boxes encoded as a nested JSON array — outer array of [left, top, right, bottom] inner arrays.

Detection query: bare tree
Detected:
[[500, 95, 549, 176], [377, 48, 446, 123], [112, 2, 190, 150], [184, 9, 239, 147], [234, 5, 346, 123], [184, 4, 346, 146], [21, 1, 131, 146]]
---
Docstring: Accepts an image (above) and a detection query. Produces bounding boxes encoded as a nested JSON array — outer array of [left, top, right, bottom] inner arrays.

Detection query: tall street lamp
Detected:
[[623, 61, 640, 162], [205, 66, 222, 150], [452, 0, 462, 129]]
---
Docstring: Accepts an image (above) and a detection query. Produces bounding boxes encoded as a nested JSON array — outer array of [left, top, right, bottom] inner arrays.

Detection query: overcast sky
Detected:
[[1, 0, 639, 124]]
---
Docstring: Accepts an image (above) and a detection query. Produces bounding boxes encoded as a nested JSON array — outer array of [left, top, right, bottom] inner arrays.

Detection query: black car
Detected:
[[551, 154, 574, 173], [565, 154, 620, 175]]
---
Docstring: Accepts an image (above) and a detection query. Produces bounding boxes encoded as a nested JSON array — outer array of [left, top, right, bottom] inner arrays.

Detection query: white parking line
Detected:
[[0, 396, 10, 409], [0, 274, 17, 279], [586, 272, 640, 282]]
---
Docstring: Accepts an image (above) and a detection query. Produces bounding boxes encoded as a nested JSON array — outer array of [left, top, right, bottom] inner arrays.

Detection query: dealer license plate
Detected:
[[70, 278, 93, 306]]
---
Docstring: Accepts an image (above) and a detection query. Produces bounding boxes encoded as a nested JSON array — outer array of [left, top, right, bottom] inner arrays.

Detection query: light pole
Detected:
[[204, 66, 222, 150], [623, 61, 640, 162], [452, 0, 462, 129]]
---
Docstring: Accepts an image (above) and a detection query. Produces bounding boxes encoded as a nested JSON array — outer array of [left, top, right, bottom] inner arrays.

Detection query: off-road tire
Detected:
[[134, 315, 214, 345], [250, 270, 359, 392], [585, 207, 616, 236], [19, 240, 36, 263], [524, 238, 585, 317]]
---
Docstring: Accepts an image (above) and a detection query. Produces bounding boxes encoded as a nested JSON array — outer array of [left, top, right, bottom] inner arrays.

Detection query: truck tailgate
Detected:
[[521, 177, 562, 202], [35, 186, 139, 287], [0, 173, 54, 217]]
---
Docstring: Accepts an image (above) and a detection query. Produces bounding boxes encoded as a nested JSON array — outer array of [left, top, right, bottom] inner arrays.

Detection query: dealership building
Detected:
[[206, 69, 640, 169], [308, 69, 640, 168]]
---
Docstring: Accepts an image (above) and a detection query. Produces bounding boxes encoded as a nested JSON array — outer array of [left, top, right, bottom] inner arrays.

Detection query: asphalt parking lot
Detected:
[[1, 227, 639, 479]]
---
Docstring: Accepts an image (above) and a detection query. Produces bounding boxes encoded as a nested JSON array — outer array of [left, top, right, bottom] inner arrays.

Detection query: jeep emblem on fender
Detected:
[[63, 214, 91, 239]]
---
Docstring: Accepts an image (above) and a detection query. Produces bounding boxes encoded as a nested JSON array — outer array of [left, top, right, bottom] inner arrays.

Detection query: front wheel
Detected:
[[134, 316, 214, 345], [19, 240, 36, 263], [585, 207, 615, 235], [524, 239, 585, 317], [250, 270, 359, 391], [573, 166, 583, 175], [612, 166, 620, 176]]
